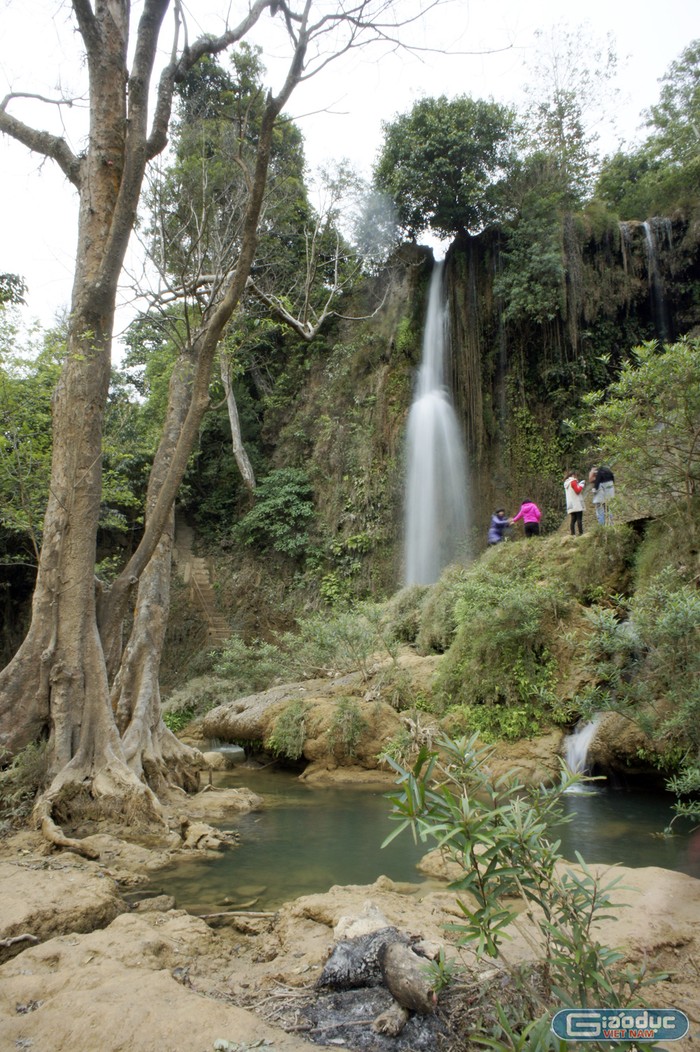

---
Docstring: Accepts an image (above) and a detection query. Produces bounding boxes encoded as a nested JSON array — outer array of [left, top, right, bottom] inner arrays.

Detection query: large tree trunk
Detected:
[[0, 1, 304, 853], [0, 0, 410, 851], [110, 354, 202, 796]]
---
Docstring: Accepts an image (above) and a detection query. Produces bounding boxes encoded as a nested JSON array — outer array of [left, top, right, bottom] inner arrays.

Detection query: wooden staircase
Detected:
[[173, 517, 230, 646]]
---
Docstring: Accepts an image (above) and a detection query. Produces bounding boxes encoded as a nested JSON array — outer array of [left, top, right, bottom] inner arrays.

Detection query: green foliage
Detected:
[[578, 568, 700, 782], [0, 324, 58, 563], [597, 40, 700, 217], [327, 697, 368, 759], [0, 273, 26, 306], [415, 564, 470, 655], [383, 584, 429, 645], [394, 316, 418, 355], [265, 700, 306, 760], [162, 706, 196, 733], [585, 338, 700, 532], [504, 396, 564, 511], [555, 524, 637, 606], [665, 765, 700, 828], [646, 38, 700, 169], [213, 636, 285, 696], [374, 95, 516, 238], [0, 740, 49, 831], [212, 602, 398, 700], [233, 467, 315, 559], [436, 558, 570, 734], [385, 734, 660, 1047], [494, 157, 567, 325], [280, 603, 396, 682]]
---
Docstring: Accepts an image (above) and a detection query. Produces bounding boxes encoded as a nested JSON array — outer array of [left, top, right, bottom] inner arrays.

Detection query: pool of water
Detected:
[[152, 765, 700, 914]]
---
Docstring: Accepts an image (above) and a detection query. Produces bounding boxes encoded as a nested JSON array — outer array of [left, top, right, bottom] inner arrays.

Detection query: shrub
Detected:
[[385, 734, 660, 1045], [327, 697, 368, 759], [213, 636, 285, 695], [383, 584, 429, 644], [415, 564, 469, 654], [280, 603, 395, 682], [265, 700, 307, 760], [578, 566, 700, 821], [0, 740, 49, 831], [233, 467, 315, 559], [436, 569, 570, 734]]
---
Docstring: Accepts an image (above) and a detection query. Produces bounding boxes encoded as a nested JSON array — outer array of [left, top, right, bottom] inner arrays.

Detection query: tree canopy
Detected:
[[373, 95, 516, 239], [596, 39, 700, 218]]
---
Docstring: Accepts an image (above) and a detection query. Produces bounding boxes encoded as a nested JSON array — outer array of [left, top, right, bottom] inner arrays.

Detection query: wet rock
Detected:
[[133, 894, 176, 912]]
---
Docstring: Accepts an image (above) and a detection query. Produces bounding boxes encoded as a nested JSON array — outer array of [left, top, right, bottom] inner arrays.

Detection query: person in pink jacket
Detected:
[[510, 500, 542, 538]]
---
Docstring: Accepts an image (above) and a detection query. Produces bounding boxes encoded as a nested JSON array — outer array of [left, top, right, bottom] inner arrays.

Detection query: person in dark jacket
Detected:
[[487, 509, 509, 545], [590, 465, 615, 525]]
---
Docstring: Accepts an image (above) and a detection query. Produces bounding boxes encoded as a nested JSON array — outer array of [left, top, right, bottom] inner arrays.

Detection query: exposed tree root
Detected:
[[33, 764, 172, 859], [34, 800, 101, 860]]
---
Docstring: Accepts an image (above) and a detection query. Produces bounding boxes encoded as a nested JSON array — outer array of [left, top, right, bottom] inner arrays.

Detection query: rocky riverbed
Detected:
[[1, 778, 699, 1052]]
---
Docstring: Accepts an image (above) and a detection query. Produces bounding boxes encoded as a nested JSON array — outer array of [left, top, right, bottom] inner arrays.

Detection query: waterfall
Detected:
[[404, 261, 468, 586], [643, 219, 672, 341], [563, 716, 602, 790]]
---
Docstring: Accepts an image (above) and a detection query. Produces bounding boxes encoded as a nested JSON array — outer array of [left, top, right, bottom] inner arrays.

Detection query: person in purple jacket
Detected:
[[510, 499, 542, 538], [487, 509, 510, 545]]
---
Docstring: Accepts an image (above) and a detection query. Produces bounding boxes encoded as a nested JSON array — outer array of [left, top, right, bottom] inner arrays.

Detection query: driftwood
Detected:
[[0, 933, 39, 949], [200, 910, 275, 919]]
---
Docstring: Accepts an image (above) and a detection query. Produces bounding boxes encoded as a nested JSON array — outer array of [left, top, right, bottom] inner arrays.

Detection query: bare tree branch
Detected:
[[0, 96, 82, 187]]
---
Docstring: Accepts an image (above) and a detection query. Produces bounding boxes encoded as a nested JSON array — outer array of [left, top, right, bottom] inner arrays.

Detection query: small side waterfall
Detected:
[[404, 261, 468, 586], [643, 219, 672, 341], [563, 716, 603, 790]]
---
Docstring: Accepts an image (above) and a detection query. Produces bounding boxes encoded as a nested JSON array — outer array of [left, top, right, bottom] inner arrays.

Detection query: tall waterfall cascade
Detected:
[[404, 262, 469, 585]]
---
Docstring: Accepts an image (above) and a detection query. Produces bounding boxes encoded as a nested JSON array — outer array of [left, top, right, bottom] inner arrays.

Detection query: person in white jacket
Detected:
[[564, 471, 586, 535]]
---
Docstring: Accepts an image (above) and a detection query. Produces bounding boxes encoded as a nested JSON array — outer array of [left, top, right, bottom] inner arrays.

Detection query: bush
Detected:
[[233, 467, 315, 559], [279, 603, 395, 682], [383, 584, 429, 644], [436, 568, 570, 734], [579, 568, 700, 761], [213, 636, 285, 695], [0, 740, 49, 831], [415, 564, 469, 654], [265, 700, 307, 760], [327, 697, 368, 759], [385, 734, 660, 1046]]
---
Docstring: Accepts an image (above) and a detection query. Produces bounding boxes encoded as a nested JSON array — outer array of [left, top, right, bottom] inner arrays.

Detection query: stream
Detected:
[[152, 762, 700, 914]]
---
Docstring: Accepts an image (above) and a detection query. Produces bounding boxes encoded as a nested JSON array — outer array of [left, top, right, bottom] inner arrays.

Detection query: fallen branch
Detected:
[[200, 910, 274, 919], [0, 933, 39, 949]]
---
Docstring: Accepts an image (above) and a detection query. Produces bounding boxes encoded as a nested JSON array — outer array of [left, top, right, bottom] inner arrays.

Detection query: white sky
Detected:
[[1, 0, 697, 329]]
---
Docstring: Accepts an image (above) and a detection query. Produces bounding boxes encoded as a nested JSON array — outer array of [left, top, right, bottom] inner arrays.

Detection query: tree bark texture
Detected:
[[0, 0, 288, 842], [0, 0, 422, 846]]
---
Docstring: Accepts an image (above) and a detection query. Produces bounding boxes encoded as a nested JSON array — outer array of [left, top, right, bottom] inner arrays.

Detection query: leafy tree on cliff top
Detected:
[[596, 39, 700, 218], [373, 95, 517, 239], [521, 24, 619, 206]]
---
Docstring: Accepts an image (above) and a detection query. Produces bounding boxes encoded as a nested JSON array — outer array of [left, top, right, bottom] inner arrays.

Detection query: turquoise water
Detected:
[[152, 766, 700, 914]]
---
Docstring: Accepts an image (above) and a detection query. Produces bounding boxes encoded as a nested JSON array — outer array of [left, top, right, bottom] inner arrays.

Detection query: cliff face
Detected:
[[251, 212, 700, 601], [442, 212, 700, 546]]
